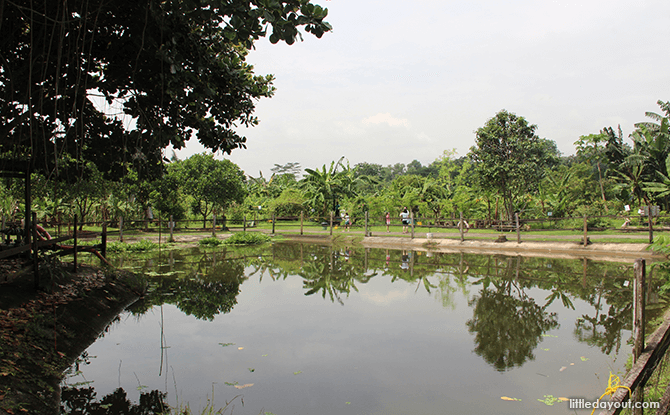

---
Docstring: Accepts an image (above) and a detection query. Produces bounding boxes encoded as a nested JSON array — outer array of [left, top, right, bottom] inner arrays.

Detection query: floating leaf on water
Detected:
[[219, 343, 235, 347], [262, 354, 268, 357], [541, 348, 550, 351], [345, 402, 351, 404], [559, 366, 567, 372], [580, 356, 589, 361], [570, 363, 575, 366], [293, 370, 302, 375], [234, 383, 254, 389], [224, 381, 238, 386], [537, 395, 561, 406], [501, 396, 521, 401], [248, 368, 255, 373], [542, 334, 558, 338], [558, 397, 569, 402]]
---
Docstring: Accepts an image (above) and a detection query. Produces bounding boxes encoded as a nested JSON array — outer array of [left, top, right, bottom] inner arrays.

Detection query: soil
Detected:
[[0, 261, 145, 415]]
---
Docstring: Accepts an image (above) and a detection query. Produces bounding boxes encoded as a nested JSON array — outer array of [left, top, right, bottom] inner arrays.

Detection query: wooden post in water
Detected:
[[633, 258, 646, 414], [73, 214, 78, 272], [583, 215, 588, 247], [459, 212, 464, 242], [633, 259, 646, 361], [32, 213, 39, 289], [515, 212, 521, 244], [300, 211, 304, 235]]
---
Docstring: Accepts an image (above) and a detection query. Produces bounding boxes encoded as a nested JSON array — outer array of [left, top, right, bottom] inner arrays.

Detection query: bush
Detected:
[[107, 239, 159, 252], [222, 232, 270, 245], [198, 237, 223, 246]]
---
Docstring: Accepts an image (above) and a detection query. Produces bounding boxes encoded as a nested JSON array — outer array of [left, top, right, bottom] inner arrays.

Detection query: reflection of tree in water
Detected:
[[133, 251, 245, 321], [60, 386, 168, 414], [300, 246, 366, 305], [466, 281, 559, 372], [574, 271, 632, 355]]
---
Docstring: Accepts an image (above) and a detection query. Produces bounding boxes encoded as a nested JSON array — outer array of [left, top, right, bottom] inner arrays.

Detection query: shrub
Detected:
[[222, 232, 270, 245], [198, 237, 223, 246]]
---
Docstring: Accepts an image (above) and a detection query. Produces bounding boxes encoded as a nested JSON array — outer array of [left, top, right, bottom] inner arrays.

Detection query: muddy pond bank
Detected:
[[0, 266, 144, 415]]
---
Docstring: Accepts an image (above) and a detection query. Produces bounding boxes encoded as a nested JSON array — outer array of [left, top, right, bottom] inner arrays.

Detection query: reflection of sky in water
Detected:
[[67, 257, 631, 415]]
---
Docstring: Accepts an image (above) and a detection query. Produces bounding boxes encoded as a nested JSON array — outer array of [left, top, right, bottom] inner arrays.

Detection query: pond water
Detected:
[[61, 243, 644, 414]]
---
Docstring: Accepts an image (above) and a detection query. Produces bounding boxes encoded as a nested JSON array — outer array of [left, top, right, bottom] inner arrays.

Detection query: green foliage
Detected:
[[106, 239, 159, 253], [177, 154, 247, 226], [199, 237, 224, 247], [1, 0, 332, 180], [469, 110, 559, 221], [268, 188, 306, 217], [223, 232, 271, 245]]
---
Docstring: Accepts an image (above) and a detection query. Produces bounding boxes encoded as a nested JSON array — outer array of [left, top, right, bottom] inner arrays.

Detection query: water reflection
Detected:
[[61, 386, 168, 414], [67, 243, 648, 414], [102, 243, 638, 368], [466, 282, 559, 371]]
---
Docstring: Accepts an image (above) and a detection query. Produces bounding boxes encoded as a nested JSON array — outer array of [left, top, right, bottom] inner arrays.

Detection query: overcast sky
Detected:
[[174, 0, 670, 178]]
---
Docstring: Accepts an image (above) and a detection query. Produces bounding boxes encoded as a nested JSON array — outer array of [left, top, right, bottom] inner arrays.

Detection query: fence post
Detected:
[[300, 211, 304, 235], [410, 211, 415, 239], [243, 214, 247, 233], [73, 214, 78, 272], [365, 211, 369, 236], [633, 258, 646, 362], [633, 258, 646, 414], [329, 212, 333, 236], [459, 212, 464, 242], [158, 216, 162, 245], [101, 220, 107, 260], [169, 215, 174, 242], [212, 213, 217, 237], [649, 205, 654, 244], [583, 215, 588, 247], [515, 212, 521, 244], [119, 216, 124, 242], [32, 213, 39, 289], [272, 213, 276, 234]]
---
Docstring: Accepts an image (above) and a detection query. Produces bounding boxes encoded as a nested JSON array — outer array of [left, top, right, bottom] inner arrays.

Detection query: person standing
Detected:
[[385, 212, 391, 232], [400, 207, 410, 234]]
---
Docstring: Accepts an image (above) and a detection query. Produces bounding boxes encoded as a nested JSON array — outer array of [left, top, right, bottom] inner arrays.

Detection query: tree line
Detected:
[[1, 102, 669, 229]]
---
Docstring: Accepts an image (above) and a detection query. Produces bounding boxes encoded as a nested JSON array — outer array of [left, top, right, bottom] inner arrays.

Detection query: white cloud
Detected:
[[361, 113, 410, 129]]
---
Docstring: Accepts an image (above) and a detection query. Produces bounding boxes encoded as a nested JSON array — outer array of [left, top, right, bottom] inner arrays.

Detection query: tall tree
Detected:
[[469, 110, 558, 221], [175, 154, 247, 227], [0, 0, 331, 180], [575, 133, 610, 209]]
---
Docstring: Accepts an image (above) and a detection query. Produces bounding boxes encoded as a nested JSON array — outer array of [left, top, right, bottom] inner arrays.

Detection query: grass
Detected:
[[41, 220, 665, 247]]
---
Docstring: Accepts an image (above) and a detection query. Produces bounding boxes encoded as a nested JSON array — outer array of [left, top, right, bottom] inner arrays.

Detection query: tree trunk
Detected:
[[597, 161, 608, 211]]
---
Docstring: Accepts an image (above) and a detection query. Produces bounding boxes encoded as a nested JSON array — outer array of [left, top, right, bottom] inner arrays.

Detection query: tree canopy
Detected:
[[0, 0, 331, 181], [469, 110, 559, 221]]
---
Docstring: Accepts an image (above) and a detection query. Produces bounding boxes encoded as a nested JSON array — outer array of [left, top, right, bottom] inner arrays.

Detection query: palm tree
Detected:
[[301, 157, 369, 217]]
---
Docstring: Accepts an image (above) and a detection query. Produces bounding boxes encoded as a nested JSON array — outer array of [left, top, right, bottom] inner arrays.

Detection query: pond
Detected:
[[61, 243, 647, 414]]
